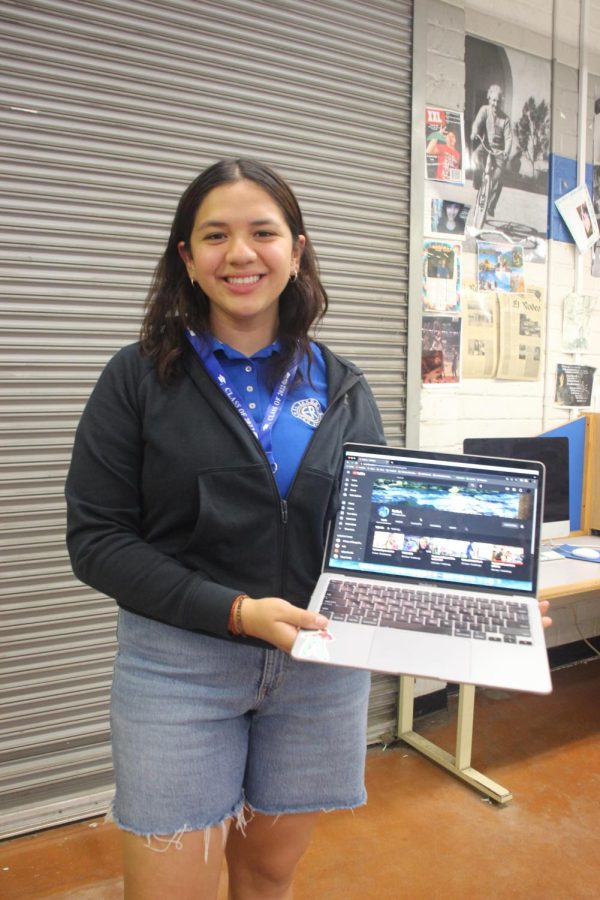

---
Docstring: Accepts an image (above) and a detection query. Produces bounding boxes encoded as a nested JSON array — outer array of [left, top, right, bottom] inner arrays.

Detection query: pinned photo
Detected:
[[555, 184, 599, 252], [430, 199, 469, 237], [477, 241, 525, 293]]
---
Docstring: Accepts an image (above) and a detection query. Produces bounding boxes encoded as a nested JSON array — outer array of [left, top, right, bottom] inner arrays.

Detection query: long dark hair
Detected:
[[140, 158, 329, 382]]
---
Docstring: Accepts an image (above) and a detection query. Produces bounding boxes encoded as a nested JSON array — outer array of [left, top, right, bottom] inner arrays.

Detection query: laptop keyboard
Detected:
[[322, 580, 533, 645]]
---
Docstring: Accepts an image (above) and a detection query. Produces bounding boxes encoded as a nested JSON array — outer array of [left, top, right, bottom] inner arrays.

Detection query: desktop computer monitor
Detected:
[[462, 436, 570, 541]]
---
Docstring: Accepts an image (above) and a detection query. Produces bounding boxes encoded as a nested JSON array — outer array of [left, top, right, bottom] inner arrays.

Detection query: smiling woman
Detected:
[[65, 158, 385, 900], [141, 158, 327, 387], [177, 179, 305, 354]]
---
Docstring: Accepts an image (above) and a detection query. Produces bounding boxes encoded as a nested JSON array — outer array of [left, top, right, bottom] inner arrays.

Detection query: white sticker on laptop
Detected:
[[294, 629, 334, 661]]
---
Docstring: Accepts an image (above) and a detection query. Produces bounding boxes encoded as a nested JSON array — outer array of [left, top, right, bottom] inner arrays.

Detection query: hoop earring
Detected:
[[289, 269, 298, 283], [189, 275, 196, 287]]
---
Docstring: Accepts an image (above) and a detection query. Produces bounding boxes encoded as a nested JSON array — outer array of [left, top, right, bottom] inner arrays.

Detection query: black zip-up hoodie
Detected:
[[65, 341, 385, 645]]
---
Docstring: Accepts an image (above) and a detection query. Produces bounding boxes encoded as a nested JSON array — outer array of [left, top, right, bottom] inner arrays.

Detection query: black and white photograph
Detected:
[[461, 36, 551, 263]]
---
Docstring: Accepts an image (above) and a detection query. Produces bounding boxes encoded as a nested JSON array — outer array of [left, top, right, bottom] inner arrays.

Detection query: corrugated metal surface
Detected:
[[0, 0, 412, 837]]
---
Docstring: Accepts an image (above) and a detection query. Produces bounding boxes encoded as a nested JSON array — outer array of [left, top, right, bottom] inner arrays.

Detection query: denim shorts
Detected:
[[110, 609, 371, 836]]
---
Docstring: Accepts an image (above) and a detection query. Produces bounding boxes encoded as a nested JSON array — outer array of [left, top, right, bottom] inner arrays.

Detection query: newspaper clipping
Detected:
[[462, 286, 543, 380], [462, 289, 498, 378], [495, 290, 543, 380]]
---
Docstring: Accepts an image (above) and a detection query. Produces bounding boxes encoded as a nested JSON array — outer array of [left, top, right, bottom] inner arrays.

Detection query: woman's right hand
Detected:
[[240, 596, 329, 653], [539, 599, 552, 629]]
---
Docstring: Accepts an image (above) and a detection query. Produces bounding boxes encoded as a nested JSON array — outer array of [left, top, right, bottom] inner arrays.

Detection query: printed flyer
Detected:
[[422, 239, 461, 313], [421, 315, 462, 385], [425, 106, 465, 185], [555, 363, 596, 408]]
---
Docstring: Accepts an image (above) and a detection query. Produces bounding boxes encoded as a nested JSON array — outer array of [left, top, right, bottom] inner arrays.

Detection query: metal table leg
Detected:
[[396, 676, 512, 804]]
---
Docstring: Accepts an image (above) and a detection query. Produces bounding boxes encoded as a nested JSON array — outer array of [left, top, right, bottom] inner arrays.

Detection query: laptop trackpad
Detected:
[[369, 628, 473, 681]]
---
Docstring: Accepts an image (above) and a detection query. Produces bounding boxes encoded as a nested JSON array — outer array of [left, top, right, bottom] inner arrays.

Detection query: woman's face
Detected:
[[179, 179, 304, 338], [445, 203, 460, 222]]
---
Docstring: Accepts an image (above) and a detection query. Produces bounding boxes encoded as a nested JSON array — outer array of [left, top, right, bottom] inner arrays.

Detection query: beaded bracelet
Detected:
[[228, 594, 249, 637]]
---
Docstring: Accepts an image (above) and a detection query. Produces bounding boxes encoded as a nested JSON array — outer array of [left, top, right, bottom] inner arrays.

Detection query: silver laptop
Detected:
[[291, 443, 552, 694]]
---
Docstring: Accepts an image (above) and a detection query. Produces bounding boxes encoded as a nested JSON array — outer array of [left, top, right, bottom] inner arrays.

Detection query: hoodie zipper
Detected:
[[277, 376, 359, 597], [201, 352, 360, 597]]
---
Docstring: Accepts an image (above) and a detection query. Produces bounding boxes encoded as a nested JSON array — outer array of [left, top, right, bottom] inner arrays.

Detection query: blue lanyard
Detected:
[[185, 329, 299, 473]]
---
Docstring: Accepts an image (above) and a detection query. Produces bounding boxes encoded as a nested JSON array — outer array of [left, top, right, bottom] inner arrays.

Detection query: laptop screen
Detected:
[[327, 445, 544, 595]]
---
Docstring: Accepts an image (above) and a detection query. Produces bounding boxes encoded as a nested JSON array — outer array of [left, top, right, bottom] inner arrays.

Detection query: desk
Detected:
[[396, 536, 600, 803], [538, 538, 600, 602]]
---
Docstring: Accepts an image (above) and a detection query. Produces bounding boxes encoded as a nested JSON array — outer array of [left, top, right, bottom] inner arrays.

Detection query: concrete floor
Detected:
[[1, 659, 599, 899]]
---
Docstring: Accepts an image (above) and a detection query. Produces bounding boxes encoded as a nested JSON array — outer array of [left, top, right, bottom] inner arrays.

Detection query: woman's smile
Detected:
[[222, 273, 266, 291]]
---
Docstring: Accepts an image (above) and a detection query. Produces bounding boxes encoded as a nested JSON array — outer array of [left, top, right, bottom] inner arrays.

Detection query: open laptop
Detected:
[[291, 444, 552, 694]]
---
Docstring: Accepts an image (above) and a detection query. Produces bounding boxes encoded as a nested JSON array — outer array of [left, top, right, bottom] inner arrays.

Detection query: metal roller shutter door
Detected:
[[0, 0, 412, 837]]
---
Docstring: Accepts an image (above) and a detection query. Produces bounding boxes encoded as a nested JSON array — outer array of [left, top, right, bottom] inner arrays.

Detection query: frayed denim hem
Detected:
[[105, 796, 249, 862], [245, 789, 368, 820]]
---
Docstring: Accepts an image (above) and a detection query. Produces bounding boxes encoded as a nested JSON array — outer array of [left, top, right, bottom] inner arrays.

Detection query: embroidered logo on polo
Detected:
[[291, 398, 323, 428]]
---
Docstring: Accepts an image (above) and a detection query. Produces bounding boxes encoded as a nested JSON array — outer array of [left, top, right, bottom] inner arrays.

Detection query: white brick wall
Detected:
[[421, 0, 600, 457], [421, 0, 600, 650]]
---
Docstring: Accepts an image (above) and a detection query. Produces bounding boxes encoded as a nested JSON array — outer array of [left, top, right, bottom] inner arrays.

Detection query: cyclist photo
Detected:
[[463, 36, 551, 259], [470, 85, 512, 222]]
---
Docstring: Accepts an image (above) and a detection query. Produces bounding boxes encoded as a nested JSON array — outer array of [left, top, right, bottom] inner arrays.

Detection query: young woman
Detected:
[[65, 158, 386, 899], [437, 201, 465, 234]]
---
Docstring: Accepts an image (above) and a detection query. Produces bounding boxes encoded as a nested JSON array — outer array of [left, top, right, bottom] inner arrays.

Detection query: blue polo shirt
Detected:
[[208, 336, 328, 498]]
